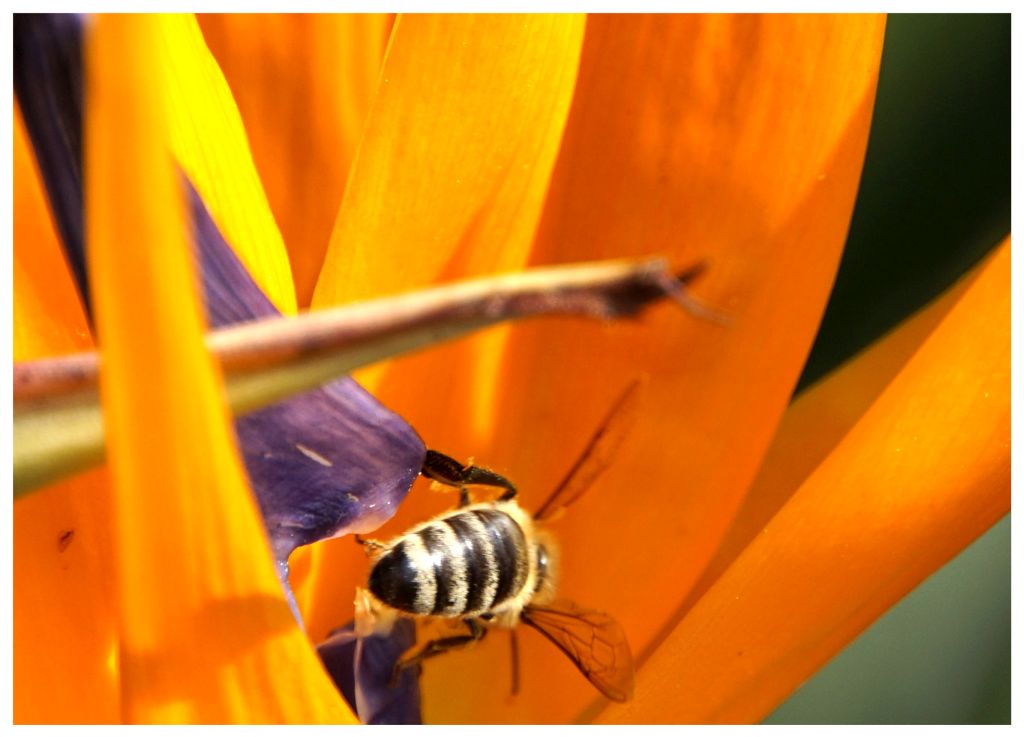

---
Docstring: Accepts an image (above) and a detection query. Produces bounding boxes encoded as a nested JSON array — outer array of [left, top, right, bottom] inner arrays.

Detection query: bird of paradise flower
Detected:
[[13, 13, 1008, 725]]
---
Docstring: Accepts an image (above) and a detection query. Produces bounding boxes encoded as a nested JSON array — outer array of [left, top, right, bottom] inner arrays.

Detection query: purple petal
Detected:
[[319, 621, 422, 725], [14, 13, 88, 317], [318, 626, 360, 712], [15, 13, 426, 565], [189, 185, 425, 563]]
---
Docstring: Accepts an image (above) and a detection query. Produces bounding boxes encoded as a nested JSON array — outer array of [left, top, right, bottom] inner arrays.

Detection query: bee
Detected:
[[355, 381, 640, 703]]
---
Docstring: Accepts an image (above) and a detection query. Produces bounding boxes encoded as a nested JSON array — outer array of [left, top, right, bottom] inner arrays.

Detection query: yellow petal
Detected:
[[303, 13, 586, 642], [86, 15, 351, 722], [599, 238, 1010, 724], [200, 13, 394, 307], [418, 14, 886, 723], [155, 14, 296, 314], [14, 103, 119, 723]]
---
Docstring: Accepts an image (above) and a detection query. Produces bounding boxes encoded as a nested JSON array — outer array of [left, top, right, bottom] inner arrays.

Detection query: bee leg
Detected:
[[422, 450, 518, 503], [389, 619, 487, 687], [353, 535, 385, 555]]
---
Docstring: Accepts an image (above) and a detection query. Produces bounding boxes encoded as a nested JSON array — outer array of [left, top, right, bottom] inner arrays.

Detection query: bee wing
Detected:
[[521, 601, 635, 703], [533, 378, 643, 522]]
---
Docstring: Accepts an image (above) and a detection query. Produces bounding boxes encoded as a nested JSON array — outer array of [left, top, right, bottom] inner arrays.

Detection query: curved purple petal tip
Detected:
[[318, 620, 422, 725], [189, 184, 426, 562]]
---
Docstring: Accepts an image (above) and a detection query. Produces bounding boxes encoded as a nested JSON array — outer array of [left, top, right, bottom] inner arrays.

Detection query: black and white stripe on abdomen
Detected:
[[372, 509, 530, 617], [443, 509, 529, 615]]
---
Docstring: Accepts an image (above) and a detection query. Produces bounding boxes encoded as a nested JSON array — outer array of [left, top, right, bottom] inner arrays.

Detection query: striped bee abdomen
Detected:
[[369, 507, 530, 617]]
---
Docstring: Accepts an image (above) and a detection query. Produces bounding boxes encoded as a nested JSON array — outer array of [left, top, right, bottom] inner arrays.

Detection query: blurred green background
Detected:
[[768, 14, 1010, 724]]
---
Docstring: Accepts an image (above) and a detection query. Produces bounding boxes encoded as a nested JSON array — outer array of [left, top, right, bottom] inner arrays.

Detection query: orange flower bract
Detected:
[[14, 104, 117, 724], [85, 16, 351, 723], [13, 12, 1008, 725]]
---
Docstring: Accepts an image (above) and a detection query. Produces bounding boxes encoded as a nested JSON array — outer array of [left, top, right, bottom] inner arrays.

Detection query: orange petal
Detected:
[[154, 14, 296, 314], [85, 15, 351, 722], [13, 104, 91, 360], [416, 15, 885, 723], [313, 13, 586, 306], [599, 238, 1010, 724], [14, 103, 119, 723], [200, 13, 394, 308], [685, 253, 978, 610], [302, 13, 586, 642]]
